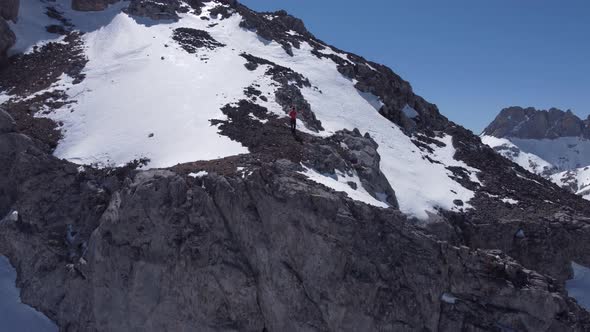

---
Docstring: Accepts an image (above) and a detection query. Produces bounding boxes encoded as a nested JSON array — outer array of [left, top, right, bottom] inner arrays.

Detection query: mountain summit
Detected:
[[483, 106, 590, 140], [482, 107, 590, 199], [1, 1, 590, 331]]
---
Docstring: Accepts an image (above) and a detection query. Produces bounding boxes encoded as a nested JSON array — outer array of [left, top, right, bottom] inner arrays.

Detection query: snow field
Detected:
[[2, 0, 481, 219], [299, 166, 389, 208], [483, 135, 590, 201], [481, 135, 553, 174]]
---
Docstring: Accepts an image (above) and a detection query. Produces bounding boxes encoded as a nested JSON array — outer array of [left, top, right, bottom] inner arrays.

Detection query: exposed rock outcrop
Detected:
[[0, 32, 86, 150], [2, 1, 590, 330], [481, 107, 590, 201], [237, 6, 313, 56], [483, 106, 590, 139], [0, 0, 19, 22], [124, 0, 190, 21], [432, 125, 590, 283], [172, 27, 225, 52], [72, 0, 120, 12], [0, 113, 589, 330], [0, 106, 15, 134], [0, 18, 15, 63]]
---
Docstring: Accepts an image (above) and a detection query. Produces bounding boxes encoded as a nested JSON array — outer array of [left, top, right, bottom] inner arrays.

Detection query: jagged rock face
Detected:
[[71, 0, 120, 12], [2, 1, 590, 330], [237, 6, 313, 56], [124, 0, 201, 20], [432, 125, 590, 282], [0, 18, 15, 63], [0, 0, 17, 62], [0, 0, 19, 22], [0, 106, 15, 134], [331, 129, 398, 207], [173, 27, 225, 52], [483, 106, 590, 139], [0, 117, 589, 330]]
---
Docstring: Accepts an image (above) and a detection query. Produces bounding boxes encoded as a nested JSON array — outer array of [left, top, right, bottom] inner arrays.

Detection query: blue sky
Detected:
[[240, 0, 590, 133]]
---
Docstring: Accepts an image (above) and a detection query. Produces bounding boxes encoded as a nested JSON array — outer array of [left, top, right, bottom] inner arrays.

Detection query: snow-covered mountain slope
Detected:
[[0, 0, 480, 219], [551, 167, 590, 200], [3, 1, 590, 330], [482, 107, 590, 200], [480, 136, 554, 175], [507, 137, 590, 171], [1, 0, 589, 225]]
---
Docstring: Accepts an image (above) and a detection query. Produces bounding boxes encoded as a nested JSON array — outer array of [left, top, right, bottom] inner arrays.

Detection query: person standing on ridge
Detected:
[[289, 107, 298, 133]]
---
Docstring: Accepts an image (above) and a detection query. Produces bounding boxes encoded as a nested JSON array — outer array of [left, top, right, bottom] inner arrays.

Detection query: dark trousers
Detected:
[[290, 118, 296, 132]]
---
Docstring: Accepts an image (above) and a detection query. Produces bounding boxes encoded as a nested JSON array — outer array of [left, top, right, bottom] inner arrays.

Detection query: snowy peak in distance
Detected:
[[482, 106, 590, 200], [483, 106, 590, 140]]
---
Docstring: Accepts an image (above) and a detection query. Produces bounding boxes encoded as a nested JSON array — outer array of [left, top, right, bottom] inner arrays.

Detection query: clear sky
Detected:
[[240, 0, 590, 133]]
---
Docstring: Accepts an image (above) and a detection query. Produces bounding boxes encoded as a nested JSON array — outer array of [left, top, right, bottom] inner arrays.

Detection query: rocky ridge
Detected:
[[1, 106, 589, 331], [483, 106, 590, 140], [0, 0, 590, 331], [482, 107, 590, 200], [0, 0, 18, 63]]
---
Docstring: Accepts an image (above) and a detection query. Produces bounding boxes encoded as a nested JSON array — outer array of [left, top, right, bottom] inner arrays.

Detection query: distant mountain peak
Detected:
[[482, 106, 589, 139]]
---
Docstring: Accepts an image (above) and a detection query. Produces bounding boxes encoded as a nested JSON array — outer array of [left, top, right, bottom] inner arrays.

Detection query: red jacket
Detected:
[[289, 110, 297, 119]]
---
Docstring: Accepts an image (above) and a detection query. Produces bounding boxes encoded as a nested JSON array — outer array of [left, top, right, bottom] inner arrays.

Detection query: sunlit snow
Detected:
[[299, 166, 389, 208], [481, 135, 553, 174], [551, 167, 590, 200], [188, 171, 208, 178], [483, 135, 590, 201], [510, 137, 590, 171], [1, 0, 481, 219]]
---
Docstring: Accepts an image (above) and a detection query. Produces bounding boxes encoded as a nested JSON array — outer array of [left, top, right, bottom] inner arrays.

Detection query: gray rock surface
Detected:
[[435, 125, 590, 283], [124, 0, 184, 21], [0, 106, 15, 134], [332, 129, 398, 207], [2, 1, 590, 330], [0, 17, 15, 62], [0, 0, 19, 21], [72, 0, 120, 12], [0, 256, 58, 332], [0, 128, 589, 330], [483, 106, 590, 139]]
